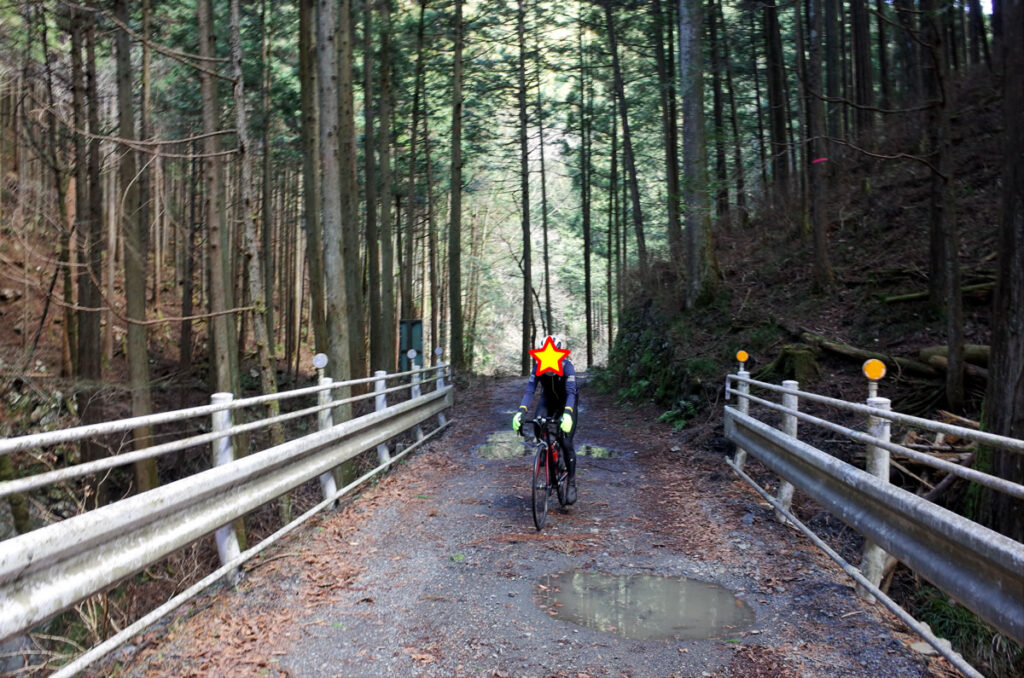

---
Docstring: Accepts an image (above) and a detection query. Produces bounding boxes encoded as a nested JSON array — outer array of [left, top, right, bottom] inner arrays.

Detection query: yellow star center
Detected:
[[529, 337, 571, 376]]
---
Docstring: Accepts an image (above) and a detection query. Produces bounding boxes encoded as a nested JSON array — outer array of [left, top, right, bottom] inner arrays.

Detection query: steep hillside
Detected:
[[597, 65, 1003, 424]]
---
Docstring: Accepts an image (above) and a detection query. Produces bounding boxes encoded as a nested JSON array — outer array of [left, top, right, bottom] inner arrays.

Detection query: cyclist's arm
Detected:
[[563, 360, 578, 415], [518, 362, 539, 411]]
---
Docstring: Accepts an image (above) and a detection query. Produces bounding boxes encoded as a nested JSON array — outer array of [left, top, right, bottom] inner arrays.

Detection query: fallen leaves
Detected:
[[404, 647, 437, 664]]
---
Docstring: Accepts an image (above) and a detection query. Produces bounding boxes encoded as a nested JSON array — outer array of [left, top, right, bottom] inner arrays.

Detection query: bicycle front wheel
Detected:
[[531, 445, 549, 531]]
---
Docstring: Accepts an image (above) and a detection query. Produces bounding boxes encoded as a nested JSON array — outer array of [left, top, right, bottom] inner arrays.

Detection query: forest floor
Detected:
[[103, 376, 953, 678]]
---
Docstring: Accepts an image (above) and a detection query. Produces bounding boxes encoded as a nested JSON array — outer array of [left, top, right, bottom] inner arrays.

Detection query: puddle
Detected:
[[474, 433, 623, 460], [578, 444, 622, 458], [535, 569, 754, 640], [474, 431, 532, 459], [475, 431, 623, 460]]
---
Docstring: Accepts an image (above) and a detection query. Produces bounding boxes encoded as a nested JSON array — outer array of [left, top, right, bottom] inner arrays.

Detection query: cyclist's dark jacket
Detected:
[[518, 359, 577, 414]]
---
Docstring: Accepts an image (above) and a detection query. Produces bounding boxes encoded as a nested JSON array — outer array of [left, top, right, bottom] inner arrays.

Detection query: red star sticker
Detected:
[[529, 336, 571, 376]]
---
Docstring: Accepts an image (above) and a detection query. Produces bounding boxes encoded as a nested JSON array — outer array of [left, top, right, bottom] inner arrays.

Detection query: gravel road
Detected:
[[113, 376, 946, 678]]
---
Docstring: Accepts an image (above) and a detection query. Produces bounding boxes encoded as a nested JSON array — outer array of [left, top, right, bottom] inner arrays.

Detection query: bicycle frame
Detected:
[[522, 417, 568, 530]]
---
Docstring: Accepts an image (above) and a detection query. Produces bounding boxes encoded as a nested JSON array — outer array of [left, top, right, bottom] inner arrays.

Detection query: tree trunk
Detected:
[[180, 149, 198, 371], [403, 0, 427, 325], [230, 0, 288, 522], [604, 2, 647, 270], [719, 0, 746, 223], [577, 10, 593, 364], [824, 0, 842, 149], [922, 0, 965, 411], [379, 0, 398, 372], [70, 7, 105, 509], [299, 0, 327, 354], [894, 0, 920, 106], [707, 0, 729, 220], [141, 0, 154, 307], [423, 118, 439, 354], [537, 5, 552, 335], [115, 0, 159, 494], [794, 0, 810, 226], [261, 0, 276, 355], [318, 0, 353, 413], [338, 0, 365, 380], [448, 0, 465, 370], [966, 0, 991, 68], [980, 0, 1023, 541], [653, 0, 683, 260], [875, 0, 892, 112], [808, 0, 834, 289], [518, 0, 533, 374], [764, 0, 790, 199], [362, 0, 383, 371], [606, 96, 614, 337], [679, 0, 710, 308], [850, 0, 874, 137], [751, 12, 769, 192], [199, 0, 235, 396]]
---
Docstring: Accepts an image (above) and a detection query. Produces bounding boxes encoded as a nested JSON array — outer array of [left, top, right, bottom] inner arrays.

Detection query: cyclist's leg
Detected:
[[560, 403, 578, 504]]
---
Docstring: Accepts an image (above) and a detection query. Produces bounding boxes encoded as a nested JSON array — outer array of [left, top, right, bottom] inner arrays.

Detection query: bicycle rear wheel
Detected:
[[531, 445, 549, 530]]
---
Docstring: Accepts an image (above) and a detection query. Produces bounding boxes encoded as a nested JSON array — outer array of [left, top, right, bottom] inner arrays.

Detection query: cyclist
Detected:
[[512, 335, 578, 504]]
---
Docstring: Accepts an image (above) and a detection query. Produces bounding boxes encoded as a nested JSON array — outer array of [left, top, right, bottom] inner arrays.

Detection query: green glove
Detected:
[[512, 407, 526, 432], [560, 411, 573, 433]]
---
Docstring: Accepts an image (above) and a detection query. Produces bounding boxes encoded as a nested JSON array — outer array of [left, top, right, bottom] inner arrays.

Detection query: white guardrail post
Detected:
[[859, 395, 892, 597], [210, 393, 241, 583], [435, 348, 448, 428], [374, 370, 391, 463], [317, 374, 339, 502], [733, 352, 751, 470], [775, 380, 798, 522], [409, 351, 425, 443]]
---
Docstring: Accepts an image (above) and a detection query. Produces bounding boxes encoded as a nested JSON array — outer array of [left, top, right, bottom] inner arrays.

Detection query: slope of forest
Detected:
[[597, 64, 1002, 423]]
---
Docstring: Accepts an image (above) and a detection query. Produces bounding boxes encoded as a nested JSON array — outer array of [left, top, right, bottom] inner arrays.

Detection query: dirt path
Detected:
[[112, 377, 944, 677]]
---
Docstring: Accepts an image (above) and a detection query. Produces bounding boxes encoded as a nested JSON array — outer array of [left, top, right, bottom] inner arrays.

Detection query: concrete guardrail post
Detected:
[[410, 366, 425, 443], [317, 376, 339, 502], [775, 380, 798, 522], [374, 370, 392, 463], [859, 395, 892, 598], [435, 352, 448, 428], [210, 392, 241, 583], [733, 367, 751, 470]]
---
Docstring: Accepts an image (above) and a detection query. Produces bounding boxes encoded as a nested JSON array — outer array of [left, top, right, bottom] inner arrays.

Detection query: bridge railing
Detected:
[[723, 363, 1024, 678], [0, 361, 453, 674]]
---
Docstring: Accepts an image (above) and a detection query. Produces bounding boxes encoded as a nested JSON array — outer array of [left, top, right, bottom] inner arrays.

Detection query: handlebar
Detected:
[[520, 416, 563, 440]]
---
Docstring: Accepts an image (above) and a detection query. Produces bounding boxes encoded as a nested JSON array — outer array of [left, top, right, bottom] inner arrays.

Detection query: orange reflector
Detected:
[[736, 350, 749, 363], [863, 358, 886, 381]]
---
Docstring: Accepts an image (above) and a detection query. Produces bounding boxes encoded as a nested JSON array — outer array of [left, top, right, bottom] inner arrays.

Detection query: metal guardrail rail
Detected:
[[723, 363, 1024, 678], [0, 361, 453, 674]]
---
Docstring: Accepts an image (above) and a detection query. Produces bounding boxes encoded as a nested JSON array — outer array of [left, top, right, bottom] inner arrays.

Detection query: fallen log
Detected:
[[882, 282, 994, 304], [936, 410, 980, 429], [919, 344, 990, 367], [925, 354, 989, 381], [780, 324, 938, 378]]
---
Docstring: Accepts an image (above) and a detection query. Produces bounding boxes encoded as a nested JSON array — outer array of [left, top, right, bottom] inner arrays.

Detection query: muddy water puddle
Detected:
[[474, 431, 623, 460], [536, 569, 754, 640]]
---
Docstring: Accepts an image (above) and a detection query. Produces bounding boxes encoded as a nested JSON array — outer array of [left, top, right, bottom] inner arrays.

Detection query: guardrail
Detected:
[[0, 361, 453, 674], [723, 359, 1024, 678]]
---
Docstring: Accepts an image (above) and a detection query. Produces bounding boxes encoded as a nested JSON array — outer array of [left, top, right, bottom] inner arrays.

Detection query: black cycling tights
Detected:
[[537, 400, 577, 480]]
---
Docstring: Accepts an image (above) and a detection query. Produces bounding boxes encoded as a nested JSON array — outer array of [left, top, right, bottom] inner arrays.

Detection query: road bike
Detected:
[[521, 417, 569, 531]]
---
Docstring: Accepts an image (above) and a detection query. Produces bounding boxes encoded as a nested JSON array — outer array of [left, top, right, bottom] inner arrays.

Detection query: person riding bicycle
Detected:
[[512, 335, 578, 504]]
